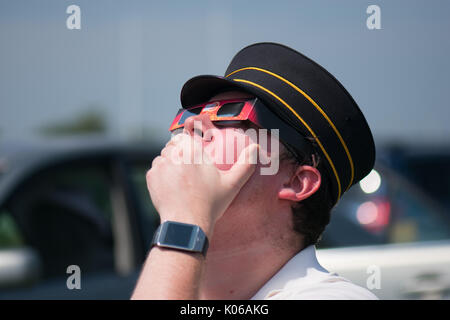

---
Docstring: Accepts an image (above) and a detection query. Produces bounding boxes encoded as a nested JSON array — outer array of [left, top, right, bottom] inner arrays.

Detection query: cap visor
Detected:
[[180, 75, 272, 108], [180, 74, 308, 137]]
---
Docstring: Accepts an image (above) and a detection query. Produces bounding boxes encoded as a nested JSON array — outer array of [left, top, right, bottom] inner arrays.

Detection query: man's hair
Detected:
[[280, 140, 335, 248]]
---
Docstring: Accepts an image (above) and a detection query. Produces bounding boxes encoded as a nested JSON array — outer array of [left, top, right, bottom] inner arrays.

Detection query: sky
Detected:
[[1, 0, 449, 149]]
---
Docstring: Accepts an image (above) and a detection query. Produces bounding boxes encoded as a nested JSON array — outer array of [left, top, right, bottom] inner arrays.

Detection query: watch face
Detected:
[[163, 222, 193, 247]]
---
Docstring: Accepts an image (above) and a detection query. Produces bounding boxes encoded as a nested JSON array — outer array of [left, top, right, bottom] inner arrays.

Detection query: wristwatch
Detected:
[[151, 221, 209, 256]]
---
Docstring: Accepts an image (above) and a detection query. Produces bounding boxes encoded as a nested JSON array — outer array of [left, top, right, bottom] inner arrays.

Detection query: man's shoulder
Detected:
[[252, 245, 379, 300], [265, 273, 379, 300]]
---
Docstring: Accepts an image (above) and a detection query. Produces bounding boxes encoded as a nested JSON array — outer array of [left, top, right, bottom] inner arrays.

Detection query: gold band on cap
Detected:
[[227, 67, 355, 192], [232, 78, 342, 201]]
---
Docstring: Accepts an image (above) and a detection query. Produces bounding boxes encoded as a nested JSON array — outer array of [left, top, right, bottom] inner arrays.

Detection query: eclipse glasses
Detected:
[[169, 98, 312, 160]]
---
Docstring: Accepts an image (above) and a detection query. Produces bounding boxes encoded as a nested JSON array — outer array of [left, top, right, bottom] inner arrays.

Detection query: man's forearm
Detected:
[[131, 246, 206, 300], [131, 214, 214, 300]]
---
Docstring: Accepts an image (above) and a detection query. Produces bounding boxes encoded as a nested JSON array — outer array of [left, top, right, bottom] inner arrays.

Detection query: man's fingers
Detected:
[[223, 143, 259, 189], [151, 155, 163, 168], [161, 143, 181, 160], [168, 133, 205, 165], [167, 132, 185, 146]]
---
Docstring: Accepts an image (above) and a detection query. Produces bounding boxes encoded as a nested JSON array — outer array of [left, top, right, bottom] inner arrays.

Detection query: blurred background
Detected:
[[0, 0, 449, 299]]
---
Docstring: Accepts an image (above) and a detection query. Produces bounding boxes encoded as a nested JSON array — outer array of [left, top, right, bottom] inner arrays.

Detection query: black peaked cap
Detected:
[[180, 42, 376, 205]]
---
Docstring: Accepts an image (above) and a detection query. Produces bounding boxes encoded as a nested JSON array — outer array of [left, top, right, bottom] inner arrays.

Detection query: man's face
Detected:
[[179, 90, 296, 252], [179, 90, 281, 172]]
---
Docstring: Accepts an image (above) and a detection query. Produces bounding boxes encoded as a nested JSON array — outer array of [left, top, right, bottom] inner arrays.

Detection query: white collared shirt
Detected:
[[251, 245, 378, 300]]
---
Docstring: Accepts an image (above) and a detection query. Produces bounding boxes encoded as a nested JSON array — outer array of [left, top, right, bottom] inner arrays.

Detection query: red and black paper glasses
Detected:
[[169, 98, 312, 160]]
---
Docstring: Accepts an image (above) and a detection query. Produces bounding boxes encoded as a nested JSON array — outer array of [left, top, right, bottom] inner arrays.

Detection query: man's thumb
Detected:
[[224, 143, 259, 188]]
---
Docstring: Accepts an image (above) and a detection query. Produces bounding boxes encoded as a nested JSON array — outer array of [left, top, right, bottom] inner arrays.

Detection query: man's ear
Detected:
[[278, 165, 321, 202]]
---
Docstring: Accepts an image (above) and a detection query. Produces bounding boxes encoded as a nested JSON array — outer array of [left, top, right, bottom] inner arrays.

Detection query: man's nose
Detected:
[[183, 113, 216, 140]]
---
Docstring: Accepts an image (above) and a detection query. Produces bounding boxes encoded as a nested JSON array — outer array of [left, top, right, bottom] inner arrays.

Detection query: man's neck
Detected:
[[199, 242, 300, 300]]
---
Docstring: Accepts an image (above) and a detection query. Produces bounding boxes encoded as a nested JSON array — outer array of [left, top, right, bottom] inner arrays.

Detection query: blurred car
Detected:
[[316, 163, 450, 299], [0, 138, 162, 299], [0, 139, 449, 299]]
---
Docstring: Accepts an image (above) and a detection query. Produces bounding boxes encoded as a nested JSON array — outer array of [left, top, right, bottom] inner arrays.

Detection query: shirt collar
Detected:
[[251, 245, 331, 300]]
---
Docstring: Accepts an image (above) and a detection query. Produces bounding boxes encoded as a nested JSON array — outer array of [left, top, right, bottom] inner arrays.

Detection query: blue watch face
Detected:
[[164, 223, 193, 247]]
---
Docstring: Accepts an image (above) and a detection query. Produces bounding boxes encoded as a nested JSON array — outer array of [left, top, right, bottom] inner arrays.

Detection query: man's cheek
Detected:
[[205, 135, 244, 170], [214, 141, 235, 170], [203, 142, 231, 170]]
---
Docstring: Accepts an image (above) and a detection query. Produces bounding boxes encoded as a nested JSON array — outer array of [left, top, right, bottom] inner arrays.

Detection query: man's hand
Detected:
[[132, 134, 258, 300], [146, 133, 259, 236]]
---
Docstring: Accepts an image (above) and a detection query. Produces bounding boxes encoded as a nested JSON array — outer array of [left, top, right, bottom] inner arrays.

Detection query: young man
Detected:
[[132, 43, 378, 300]]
